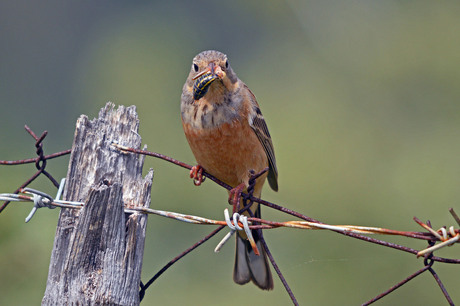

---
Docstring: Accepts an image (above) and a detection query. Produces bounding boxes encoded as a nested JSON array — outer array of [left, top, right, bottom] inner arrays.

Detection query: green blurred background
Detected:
[[1, 1, 459, 305]]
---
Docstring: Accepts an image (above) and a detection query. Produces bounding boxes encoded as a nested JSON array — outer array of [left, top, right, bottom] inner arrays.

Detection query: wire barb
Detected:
[[214, 230, 235, 253], [449, 208, 460, 227], [23, 188, 56, 223], [23, 178, 66, 222], [414, 217, 460, 257], [222, 208, 260, 255], [0, 126, 70, 213]]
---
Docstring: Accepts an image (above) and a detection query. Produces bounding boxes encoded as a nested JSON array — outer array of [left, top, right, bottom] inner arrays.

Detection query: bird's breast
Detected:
[[182, 113, 268, 188], [181, 98, 240, 130]]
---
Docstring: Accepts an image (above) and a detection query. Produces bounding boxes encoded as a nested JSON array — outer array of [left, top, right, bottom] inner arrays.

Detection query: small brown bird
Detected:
[[181, 50, 278, 290]]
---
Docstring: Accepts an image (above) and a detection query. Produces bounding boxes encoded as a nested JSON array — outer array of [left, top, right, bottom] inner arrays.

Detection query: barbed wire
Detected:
[[113, 145, 460, 259], [4, 187, 458, 305], [113, 144, 460, 304], [1, 126, 459, 305], [4, 188, 458, 254], [0, 125, 71, 213]]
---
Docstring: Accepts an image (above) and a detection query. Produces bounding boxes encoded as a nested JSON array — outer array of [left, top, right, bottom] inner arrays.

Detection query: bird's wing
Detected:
[[245, 85, 278, 191]]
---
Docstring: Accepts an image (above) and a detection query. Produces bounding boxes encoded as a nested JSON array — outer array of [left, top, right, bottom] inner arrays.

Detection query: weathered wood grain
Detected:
[[42, 103, 153, 305]]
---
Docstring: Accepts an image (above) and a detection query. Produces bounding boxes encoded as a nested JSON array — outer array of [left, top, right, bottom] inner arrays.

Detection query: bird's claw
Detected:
[[190, 165, 205, 186]]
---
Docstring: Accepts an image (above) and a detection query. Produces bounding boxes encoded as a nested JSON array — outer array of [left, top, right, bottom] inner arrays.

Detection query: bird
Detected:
[[181, 50, 278, 290]]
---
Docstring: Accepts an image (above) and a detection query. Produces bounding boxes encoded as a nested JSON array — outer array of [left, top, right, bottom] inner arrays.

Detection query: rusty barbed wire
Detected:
[[0, 125, 71, 213], [113, 144, 459, 305], [0, 131, 459, 305], [3, 188, 458, 258], [362, 221, 455, 306], [113, 145, 460, 259], [5, 188, 458, 305]]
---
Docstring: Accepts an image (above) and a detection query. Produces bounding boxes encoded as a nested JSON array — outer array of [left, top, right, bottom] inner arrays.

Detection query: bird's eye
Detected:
[[193, 63, 199, 72], [225, 60, 229, 69]]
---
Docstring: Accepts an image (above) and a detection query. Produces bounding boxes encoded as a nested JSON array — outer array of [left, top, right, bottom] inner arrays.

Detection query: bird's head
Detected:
[[187, 50, 238, 101]]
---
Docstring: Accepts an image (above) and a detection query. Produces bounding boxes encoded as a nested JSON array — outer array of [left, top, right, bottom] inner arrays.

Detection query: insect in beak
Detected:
[[193, 72, 218, 100]]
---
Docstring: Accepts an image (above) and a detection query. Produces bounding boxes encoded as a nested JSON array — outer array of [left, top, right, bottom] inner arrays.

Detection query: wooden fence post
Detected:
[[42, 103, 153, 305]]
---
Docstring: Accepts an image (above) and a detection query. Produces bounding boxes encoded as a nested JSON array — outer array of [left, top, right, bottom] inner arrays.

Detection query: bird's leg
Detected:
[[229, 170, 258, 213], [190, 165, 206, 186]]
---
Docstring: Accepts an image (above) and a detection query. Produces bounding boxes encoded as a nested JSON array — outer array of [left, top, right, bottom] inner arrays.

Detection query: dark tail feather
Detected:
[[233, 208, 273, 290]]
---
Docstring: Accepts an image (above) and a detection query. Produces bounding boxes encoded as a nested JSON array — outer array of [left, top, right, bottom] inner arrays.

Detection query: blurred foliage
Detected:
[[1, 0, 459, 305]]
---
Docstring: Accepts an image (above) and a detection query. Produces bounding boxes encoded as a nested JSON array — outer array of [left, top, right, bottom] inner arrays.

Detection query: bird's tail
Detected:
[[233, 207, 273, 290]]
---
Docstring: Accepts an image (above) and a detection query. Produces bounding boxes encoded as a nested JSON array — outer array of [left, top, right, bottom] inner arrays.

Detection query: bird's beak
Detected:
[[208, 62, 216, 76], [208, 62, 224, 79], [192, 62, 224, 80]]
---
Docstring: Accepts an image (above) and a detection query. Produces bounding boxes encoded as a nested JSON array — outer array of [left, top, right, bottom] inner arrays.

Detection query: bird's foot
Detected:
[[190, 165, 205, 186]]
